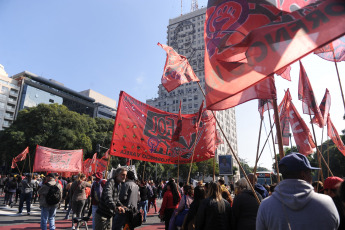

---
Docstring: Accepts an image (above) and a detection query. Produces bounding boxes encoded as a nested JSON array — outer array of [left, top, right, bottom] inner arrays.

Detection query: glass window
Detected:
[[1, 86, 9, 93]]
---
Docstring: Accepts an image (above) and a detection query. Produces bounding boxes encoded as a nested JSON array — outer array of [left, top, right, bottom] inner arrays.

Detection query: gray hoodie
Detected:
[[256, 179, 339, 230]]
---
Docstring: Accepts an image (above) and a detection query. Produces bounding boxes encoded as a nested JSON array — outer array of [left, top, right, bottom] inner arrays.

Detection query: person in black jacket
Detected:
[[138, 181, 149, 222], [183, 185, 205, 230], [232, 177, 262, 230], [195, 181, 232, 230], [94, 167, 127, 230]]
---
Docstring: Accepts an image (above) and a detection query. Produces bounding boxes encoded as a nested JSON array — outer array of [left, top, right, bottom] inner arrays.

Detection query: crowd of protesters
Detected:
[[1, 152, 345, 230]]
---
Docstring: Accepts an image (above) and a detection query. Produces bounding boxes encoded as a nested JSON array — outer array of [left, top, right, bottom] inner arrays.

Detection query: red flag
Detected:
[[158, 43, 199, 92], [276, 66, 291, 81], [195, 101, 204, 129], [33, 145, 83, 172], [91, 153, 97, 172], [327, 116, 345, 156], [258, 99, 274, 119], [103, 149, 109, 160], [312, 89, 331, 127], [277, 90, 293, 146], [215, 129, 224, 148], [95, 158, 108, 173], [289, 101, 316, 155], [171, 101, 182, 142], [204, 0, 345, 110], [83, 159, 92, 176], [13, 147, 29, 163], [11, 159, 17, 169], [109, 91, 217, 164], [298, 61, 324, 127], [315, 36, 345, 62]]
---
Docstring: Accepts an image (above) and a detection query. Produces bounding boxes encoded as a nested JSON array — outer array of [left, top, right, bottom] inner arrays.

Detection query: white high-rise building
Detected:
[[146, 7, 240, 181]]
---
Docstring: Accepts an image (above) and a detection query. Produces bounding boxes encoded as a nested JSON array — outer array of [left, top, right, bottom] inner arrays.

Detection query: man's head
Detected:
[[218, 179, 225, 185], [247, 173, 257, 185], [322, 177, 344, 197], [113, 167, 127, 183], [126, 170, 135, 181], [47, 173, 55, 180], [94, 172, 103, 180], [279, 152, 319, 183]]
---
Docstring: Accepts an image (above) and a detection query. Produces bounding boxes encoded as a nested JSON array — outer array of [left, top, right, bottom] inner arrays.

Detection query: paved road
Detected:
[[0, 195, 164, 230]]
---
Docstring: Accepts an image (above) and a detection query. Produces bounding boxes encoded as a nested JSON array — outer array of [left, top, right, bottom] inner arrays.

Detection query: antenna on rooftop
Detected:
[[191, 0, 198, 12]]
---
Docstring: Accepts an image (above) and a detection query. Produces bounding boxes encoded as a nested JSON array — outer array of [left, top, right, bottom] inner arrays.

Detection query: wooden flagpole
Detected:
[[257, 122, 275, 161], [272, 99, 285, 159], [331, 49, 345, 112], [268, 110, 280, 183], [186, 123, 201, 185], [253, 117, 263, 177], [327, 137, 330, 178], [28, 151, 32, 175], [309, 114, 324, 182], [104, 155, 111, 179], [196, 82, 261, 204]]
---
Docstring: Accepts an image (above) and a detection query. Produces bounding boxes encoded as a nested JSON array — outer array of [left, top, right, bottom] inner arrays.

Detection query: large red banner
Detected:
[[204, 0, 345, 110], [83, 158, 92, 176], [110, 91, 217, 164], [33, 145, 83, 172]]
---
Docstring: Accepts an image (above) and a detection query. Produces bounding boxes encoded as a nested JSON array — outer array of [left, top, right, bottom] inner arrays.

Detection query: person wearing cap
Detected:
[[256, 152, 340, 230], [323, 176, 345, 230], [38, 173, 63, 230], [91, 172, 106, 230]]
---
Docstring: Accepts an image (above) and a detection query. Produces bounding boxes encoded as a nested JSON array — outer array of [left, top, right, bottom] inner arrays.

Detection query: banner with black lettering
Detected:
[[109, 91, 217, 164]]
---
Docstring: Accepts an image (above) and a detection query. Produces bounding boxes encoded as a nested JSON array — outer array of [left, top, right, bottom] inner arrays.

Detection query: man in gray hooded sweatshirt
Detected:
[[256, 152, 339, 230]]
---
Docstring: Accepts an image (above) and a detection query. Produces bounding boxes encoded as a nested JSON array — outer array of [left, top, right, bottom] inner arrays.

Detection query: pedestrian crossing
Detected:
[[0, 203, 66, 216]]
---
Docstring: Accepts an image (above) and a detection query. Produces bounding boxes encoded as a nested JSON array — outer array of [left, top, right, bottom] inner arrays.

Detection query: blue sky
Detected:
[[1, 0, 344, 170]]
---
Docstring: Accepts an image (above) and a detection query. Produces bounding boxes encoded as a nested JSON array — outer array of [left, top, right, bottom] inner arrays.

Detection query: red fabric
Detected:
[[13, 147, 29, 163], [312, 88, 331, 128], [277, 90, 293, 146], [327, 116, 345, 157], [11, 159, 17, 169], [83, 159, 92, 176], [95, 158, 107, 173], [289, 101, 316, 155], [171, 101, 182, 142], [158, 43, 199, 92], [103, 149, 109, 159], [33, 145, 83, 172], [195, 101, 204, 129], [298, 61, 324, 127], [315, 36, 345, 62], [258, 99, 273, 119], [110, 91, 217, 164], [215, 129, 224, 148], [91, 153, 97, 172], [276, 66, 291, 81], [204, 0, 345, 110], [159, 190, 180, 216]]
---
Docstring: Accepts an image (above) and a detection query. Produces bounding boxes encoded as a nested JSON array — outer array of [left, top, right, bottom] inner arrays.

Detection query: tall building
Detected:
[[146, 8, 240, 180], [0, 65, 20, 130]]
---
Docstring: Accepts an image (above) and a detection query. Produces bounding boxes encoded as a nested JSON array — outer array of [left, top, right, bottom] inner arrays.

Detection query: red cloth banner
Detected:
[[289, 101, 316, 155], [327, 116, 345, 156], [276, 66, 291, 81], [258, 99, 274, 119], [95, 158, 107, 173], [298, 61, 324, 127], [158, 43, 199, 92], [312, 89, 331, 127], [204, 0, 345, 110], [110, 91, 217, 164], [83, 159, 92, 176], [171, 101, 182, 142], [277, 90, 293, 146], [33, 145, 83, 172], [315, 36, 345, 62], [13, 147, 29, 163], [11, 159, 17, 169]]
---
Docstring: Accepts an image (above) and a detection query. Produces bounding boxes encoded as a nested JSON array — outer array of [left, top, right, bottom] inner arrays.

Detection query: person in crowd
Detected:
[[91, 172, 106, 230], [256, 152, 340, 230], [94, 167, 127, 230], [341, 180, 345, 203], [5, 175, 17, 207], [114, 170, 139, 230], [218, 179, 227, 192], [0, 175, 5, 196], [183, 185, 205, 230], [232, 178, 262, 230], [64, 175, 76, 219], [229, 182, 234, 194], [175, 184, 194, 228], [31, 175, 39, 204], [15, 175, 22, 204], [322, 176, 345, 230], [159, 180, 181, 230], [195, 181, 232, 230], [148, 181, 158, 213], [70, 173, 92, 230], [158, 181, 164, 199], [57, 176, 67, 209], [247, 173, 269, 199], [268, 183, 276, 196], [18, 174, 34, 215], [138, 180, 149, 223], [178, 182, 184, 196], [221, 189, 233, 207], [38, 173, 63, 230], [312, 180, 324, 193]]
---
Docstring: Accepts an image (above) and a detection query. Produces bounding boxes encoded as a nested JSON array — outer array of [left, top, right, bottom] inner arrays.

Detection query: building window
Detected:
[[188, 104, 192, 109], [49, 99, 54, 103], [1, 86, 9, 93]]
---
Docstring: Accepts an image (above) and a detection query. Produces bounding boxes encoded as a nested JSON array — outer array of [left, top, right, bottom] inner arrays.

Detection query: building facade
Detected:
[[0, 65, 20, 130], [146, 8, 240, 180]]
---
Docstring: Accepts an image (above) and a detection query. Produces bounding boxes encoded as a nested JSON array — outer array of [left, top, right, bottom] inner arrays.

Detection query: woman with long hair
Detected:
[[182, 185, 205, 230], [175, 185, 194, 228], [195, 181, 232, 230], [159, 180, 181, 230], [70, 173, 91, 230]]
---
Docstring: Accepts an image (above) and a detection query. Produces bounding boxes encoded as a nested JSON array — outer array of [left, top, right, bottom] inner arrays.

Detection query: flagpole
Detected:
[[272, 99, 285, 159], [327, 137, 330, 178], [28, 151, 32, 175], [268, 110, 280, 183], [332, 49, 345, 112], [257, 121, 275, 161], [105, 155, 111, 179], [186, 125, 201, 185], [213, 156, 215, 182], [253, 117, 263, 178], [309, 114, 324, 182], [196, 82, 261, 204], [14, 159, 21, 175]]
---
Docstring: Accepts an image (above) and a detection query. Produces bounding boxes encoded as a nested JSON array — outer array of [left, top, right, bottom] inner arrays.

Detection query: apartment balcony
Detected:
[[4, 114, 14, 120], [7, 99, 17, 105], [6, 106, 15, 112], [9, 91, 18, 97]]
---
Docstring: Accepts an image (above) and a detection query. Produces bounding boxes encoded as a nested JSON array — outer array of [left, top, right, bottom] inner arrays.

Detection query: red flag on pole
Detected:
[[204, 0, 345, 110], [11, 159, 17, 169], [258, 99, 274, 119], [312, 89, 331, 127], [314, 36, 345, 62], [327, 115, 345, 156], [13, 147, 29, 163], [298, 61, 324, 128], [171, 101, 182, 142], [158, 43, 199, 92], [103, 149, 109, 160], [195, 101, 204, 130], [276, 66, 291, 81], [277, 90, 293, 146], [91, 153, 97, 172]]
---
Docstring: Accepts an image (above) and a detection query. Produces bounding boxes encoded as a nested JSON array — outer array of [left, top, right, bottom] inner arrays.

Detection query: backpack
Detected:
[[45, 183, 61, 205], [93, 180, 103, 203]]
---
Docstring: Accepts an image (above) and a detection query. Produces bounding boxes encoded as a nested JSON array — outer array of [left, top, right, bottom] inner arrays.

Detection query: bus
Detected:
[[256, 171, 282, 185]]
